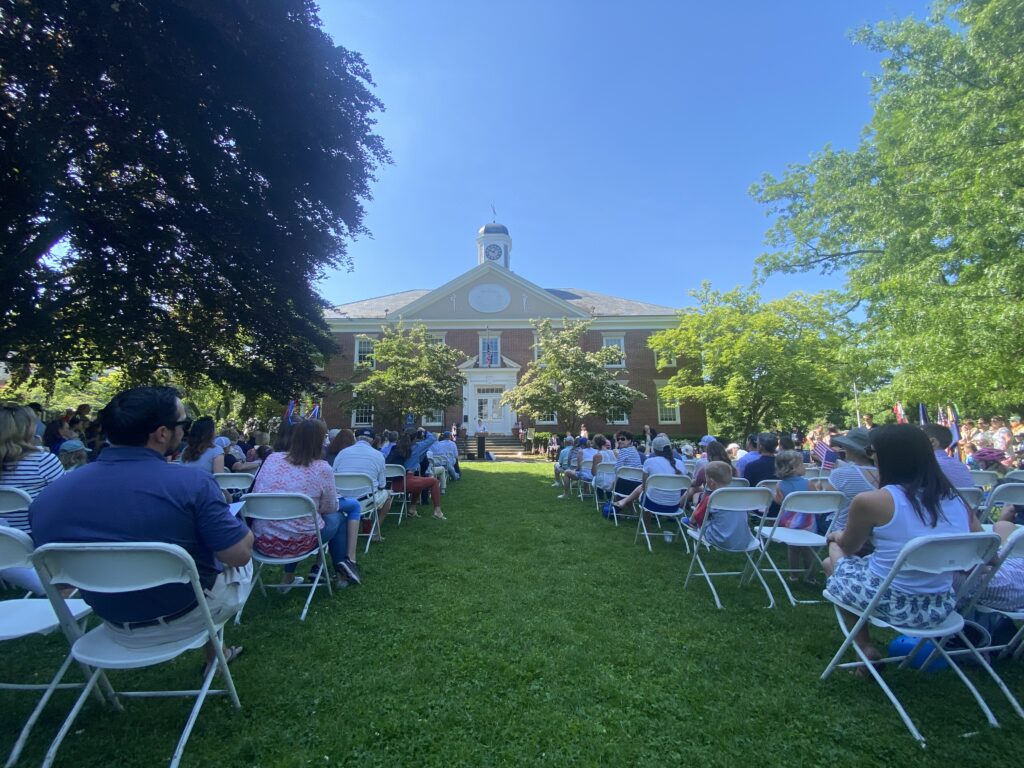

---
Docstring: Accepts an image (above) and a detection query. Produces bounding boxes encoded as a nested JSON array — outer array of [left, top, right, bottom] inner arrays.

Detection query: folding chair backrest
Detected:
[[985, 483, 1024, 513], [240, 492, 317, 521], [729, 477, 750, 488], [32, 542, 200, 593], [802, 466, 823, 479], [970, 470, 999, 489], [0, 525, 34, 569], [644, 473, 691, 495], [706, 487, 772, 514], [997, 526, 1024, 562], [1006, 469, 1024, 483], [684, 460, 697, 474], [594, 462, 615, 477], [756, 479, 780, 494], [894, 533, 1000, 576], [956, 486, 983, 512], [0, 486, 32, 514], [334, 473, 376, 498], [615, 466, 644, 484], [384, 464, 407, 482], [213, 472, 255, 491], [777, 490, 844, 516]]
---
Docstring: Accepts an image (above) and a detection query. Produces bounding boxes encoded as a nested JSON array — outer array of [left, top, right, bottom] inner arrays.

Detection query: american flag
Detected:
[[947, 404, 961, 452], [918, 403, 929, 425], [813, 440, 838, 471], [893, 401, 908, 424]]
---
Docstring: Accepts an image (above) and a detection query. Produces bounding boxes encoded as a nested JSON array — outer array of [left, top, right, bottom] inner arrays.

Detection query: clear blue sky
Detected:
[[316, 0, 927, 310]]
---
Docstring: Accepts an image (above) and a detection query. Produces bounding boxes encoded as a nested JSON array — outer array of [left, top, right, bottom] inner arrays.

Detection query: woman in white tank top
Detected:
[[822, 424, 980, 663]]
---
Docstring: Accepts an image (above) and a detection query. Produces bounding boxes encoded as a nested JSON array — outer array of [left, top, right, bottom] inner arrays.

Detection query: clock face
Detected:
[[485, 244, 502, 261]]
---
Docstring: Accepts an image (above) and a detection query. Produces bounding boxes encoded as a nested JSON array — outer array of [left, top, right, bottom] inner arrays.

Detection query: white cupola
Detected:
[[476, 222, 511, 269]]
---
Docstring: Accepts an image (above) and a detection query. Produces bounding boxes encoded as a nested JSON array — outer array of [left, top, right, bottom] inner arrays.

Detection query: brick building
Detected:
[[323, 223, 706, 437]]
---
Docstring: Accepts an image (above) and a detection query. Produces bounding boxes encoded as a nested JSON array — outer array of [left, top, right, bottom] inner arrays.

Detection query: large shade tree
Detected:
[[0, 0, 389, 400], [345, 323, 466, 430], [649, 284, 856, 437], [751, 0, 1024, 412], [501, 319, 645, 436]]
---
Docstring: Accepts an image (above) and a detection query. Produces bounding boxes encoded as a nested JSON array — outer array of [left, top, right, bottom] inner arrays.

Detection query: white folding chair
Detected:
[[970, 469, 1000, 490], [978, 483, 1024, 524], [635, 474, 690, 553], [610, 467, 644, 527], [802, 466, 823, 479], [0, 486, 33, 535], [212, 472, 255, 492], [236, 493, 332, 622], [821, 532, 1002, 746], [683, 459, 697, 475], [384, 464, 409, 524], [334, 472, 381, 555], [729, 477, 750, 488], [1006, 469, 1024, 483], [756, 479, 780, 496], [752, 491, 845, 606], [31, 541, 244, 768], [683, 487, 775, 610], [955, 486, 984, 517], [592, 462, 616, 513], [0, 528, 94, 768]]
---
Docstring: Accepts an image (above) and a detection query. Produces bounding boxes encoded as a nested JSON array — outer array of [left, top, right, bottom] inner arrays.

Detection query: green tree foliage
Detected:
[[347, 324, 466, 429], [649, 284, 853, 437], [0, 0, 389, 400], [751, 0, 1024, 412], [501, 319, 645, 436]]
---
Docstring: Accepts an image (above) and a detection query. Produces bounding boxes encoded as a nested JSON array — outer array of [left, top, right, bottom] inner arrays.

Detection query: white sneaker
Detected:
[[556, 494, 567, 499], [663, 531, 674, 543], [551, 482, 560, 487]]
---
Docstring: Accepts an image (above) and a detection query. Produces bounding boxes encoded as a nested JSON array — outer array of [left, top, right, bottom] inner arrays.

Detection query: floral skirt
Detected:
[[826, 555, 956, 629]]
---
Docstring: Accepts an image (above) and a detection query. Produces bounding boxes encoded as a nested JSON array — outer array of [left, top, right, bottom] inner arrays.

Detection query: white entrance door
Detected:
[[475, 385, 509, 434]]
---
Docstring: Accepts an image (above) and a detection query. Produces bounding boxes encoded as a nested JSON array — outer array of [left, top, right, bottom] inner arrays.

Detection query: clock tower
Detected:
[[476, 222, 512, 269]]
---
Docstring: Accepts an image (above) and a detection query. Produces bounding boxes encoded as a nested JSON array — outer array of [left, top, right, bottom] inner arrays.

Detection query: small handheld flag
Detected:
[[813, 441, 838, 471]]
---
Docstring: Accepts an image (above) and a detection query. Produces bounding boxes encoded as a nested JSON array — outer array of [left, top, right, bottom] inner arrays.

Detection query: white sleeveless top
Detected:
[[867, 485, 971, 593]]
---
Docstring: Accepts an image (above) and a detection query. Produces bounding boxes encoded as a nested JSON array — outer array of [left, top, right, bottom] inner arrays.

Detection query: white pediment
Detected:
[[394, 263, 588, 322]]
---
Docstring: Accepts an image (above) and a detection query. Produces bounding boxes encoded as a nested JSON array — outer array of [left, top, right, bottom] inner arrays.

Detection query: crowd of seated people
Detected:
[[547, 417, 1024, 647]]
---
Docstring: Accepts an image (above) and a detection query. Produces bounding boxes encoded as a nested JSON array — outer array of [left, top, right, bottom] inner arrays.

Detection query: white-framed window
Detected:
[[601, 334, 625, 368], [351, 403, 374, 427], [427, 332, 446, 345], [356, 338, 375, 368], [537, 411, 558, 425], [480, 334, 501, 367], [656, 387, 680, 424], [606, 409, 629, 425], [654, 350, 677, 369], [422, 409, 444, 426]]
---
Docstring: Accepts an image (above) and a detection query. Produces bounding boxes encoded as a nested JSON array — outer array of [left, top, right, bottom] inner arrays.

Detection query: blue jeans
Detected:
[[284, 498, 362, 572]]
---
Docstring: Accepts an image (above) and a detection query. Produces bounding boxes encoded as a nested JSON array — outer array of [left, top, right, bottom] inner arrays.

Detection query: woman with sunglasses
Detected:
[[822, 424, 980, 664]]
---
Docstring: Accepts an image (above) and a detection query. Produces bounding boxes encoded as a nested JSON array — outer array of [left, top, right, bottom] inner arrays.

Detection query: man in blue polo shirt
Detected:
[[31, 386, 253, 667]]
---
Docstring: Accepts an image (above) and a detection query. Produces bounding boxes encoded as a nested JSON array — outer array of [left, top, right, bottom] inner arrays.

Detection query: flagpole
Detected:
[[852, 382, 861, 426]]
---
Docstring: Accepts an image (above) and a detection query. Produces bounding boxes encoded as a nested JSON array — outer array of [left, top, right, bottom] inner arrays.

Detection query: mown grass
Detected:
[[2, 461, 1023, 766]]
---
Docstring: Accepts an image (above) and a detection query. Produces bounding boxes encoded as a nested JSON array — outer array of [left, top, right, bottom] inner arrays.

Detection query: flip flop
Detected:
[[201, 645, 244, 680], [433, 511, 447, 521], [406, 509, 419, 518]]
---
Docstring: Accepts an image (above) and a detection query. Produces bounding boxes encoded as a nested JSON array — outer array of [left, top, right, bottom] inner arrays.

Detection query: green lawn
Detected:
[[3, 461, 1023, 766]]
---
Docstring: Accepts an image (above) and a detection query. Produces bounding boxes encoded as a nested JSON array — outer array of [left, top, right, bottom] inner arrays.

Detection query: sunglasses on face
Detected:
[[169, 418, 192, 433]]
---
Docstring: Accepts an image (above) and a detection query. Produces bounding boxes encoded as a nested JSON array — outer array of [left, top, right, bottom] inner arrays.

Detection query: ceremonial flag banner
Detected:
[[893, 402, 908, 424], [948, 404, 961, 450], [918, 403, 929, 425], [813, 441, 838, 471]]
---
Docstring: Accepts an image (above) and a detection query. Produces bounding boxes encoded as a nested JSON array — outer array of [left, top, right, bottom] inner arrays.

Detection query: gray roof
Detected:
[[479, 222, 509, 235], [327, 287, 676, 319]]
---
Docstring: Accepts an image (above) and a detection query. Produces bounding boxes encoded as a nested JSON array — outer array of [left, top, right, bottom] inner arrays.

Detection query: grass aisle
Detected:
[[3, 461, 1023, 766]]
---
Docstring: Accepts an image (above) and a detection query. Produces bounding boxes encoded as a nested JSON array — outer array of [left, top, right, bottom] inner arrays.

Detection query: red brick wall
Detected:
[[323, 327, 706, 437]]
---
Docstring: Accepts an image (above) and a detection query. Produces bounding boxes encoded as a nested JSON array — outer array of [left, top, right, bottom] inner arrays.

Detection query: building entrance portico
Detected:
[[461, 359, 519, 435]]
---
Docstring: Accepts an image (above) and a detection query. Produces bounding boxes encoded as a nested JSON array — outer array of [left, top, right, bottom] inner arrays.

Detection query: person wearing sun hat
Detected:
[[822, 427, 878, 533], [57, 437, 91, 471]]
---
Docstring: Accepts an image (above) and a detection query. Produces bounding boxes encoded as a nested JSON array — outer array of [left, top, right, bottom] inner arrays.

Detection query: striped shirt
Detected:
[[615, 445, 643, 471], [1, 449, 65, 532]]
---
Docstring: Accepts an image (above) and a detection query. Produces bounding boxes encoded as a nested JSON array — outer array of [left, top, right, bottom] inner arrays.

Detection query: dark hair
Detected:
[[390, 428, 419, 463], [273, 421, 295, 453], [42, 419, 64, 447], [746, 434, 758, 449], [593, 434, 607, 449], [99, 386, 181, 446], [757, 433, 778, 453], [659, 444, 682, 474], [256, 445, 273, 461], [28, 402, 43, 414], [616, 430, 634, 442], [182, 416, 216, 463], [871, 424, 956, 526], [288, 419, 326, 467], [921, 423, 953, 449], [779, 435, 796, 451], [704, 439, 731, 466], [326, 428, 354, 457]]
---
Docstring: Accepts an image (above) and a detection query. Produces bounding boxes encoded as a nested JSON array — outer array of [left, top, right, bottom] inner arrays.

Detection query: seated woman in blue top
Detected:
[[823, 424, 979, 665], [388, 427, 446, 520]]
